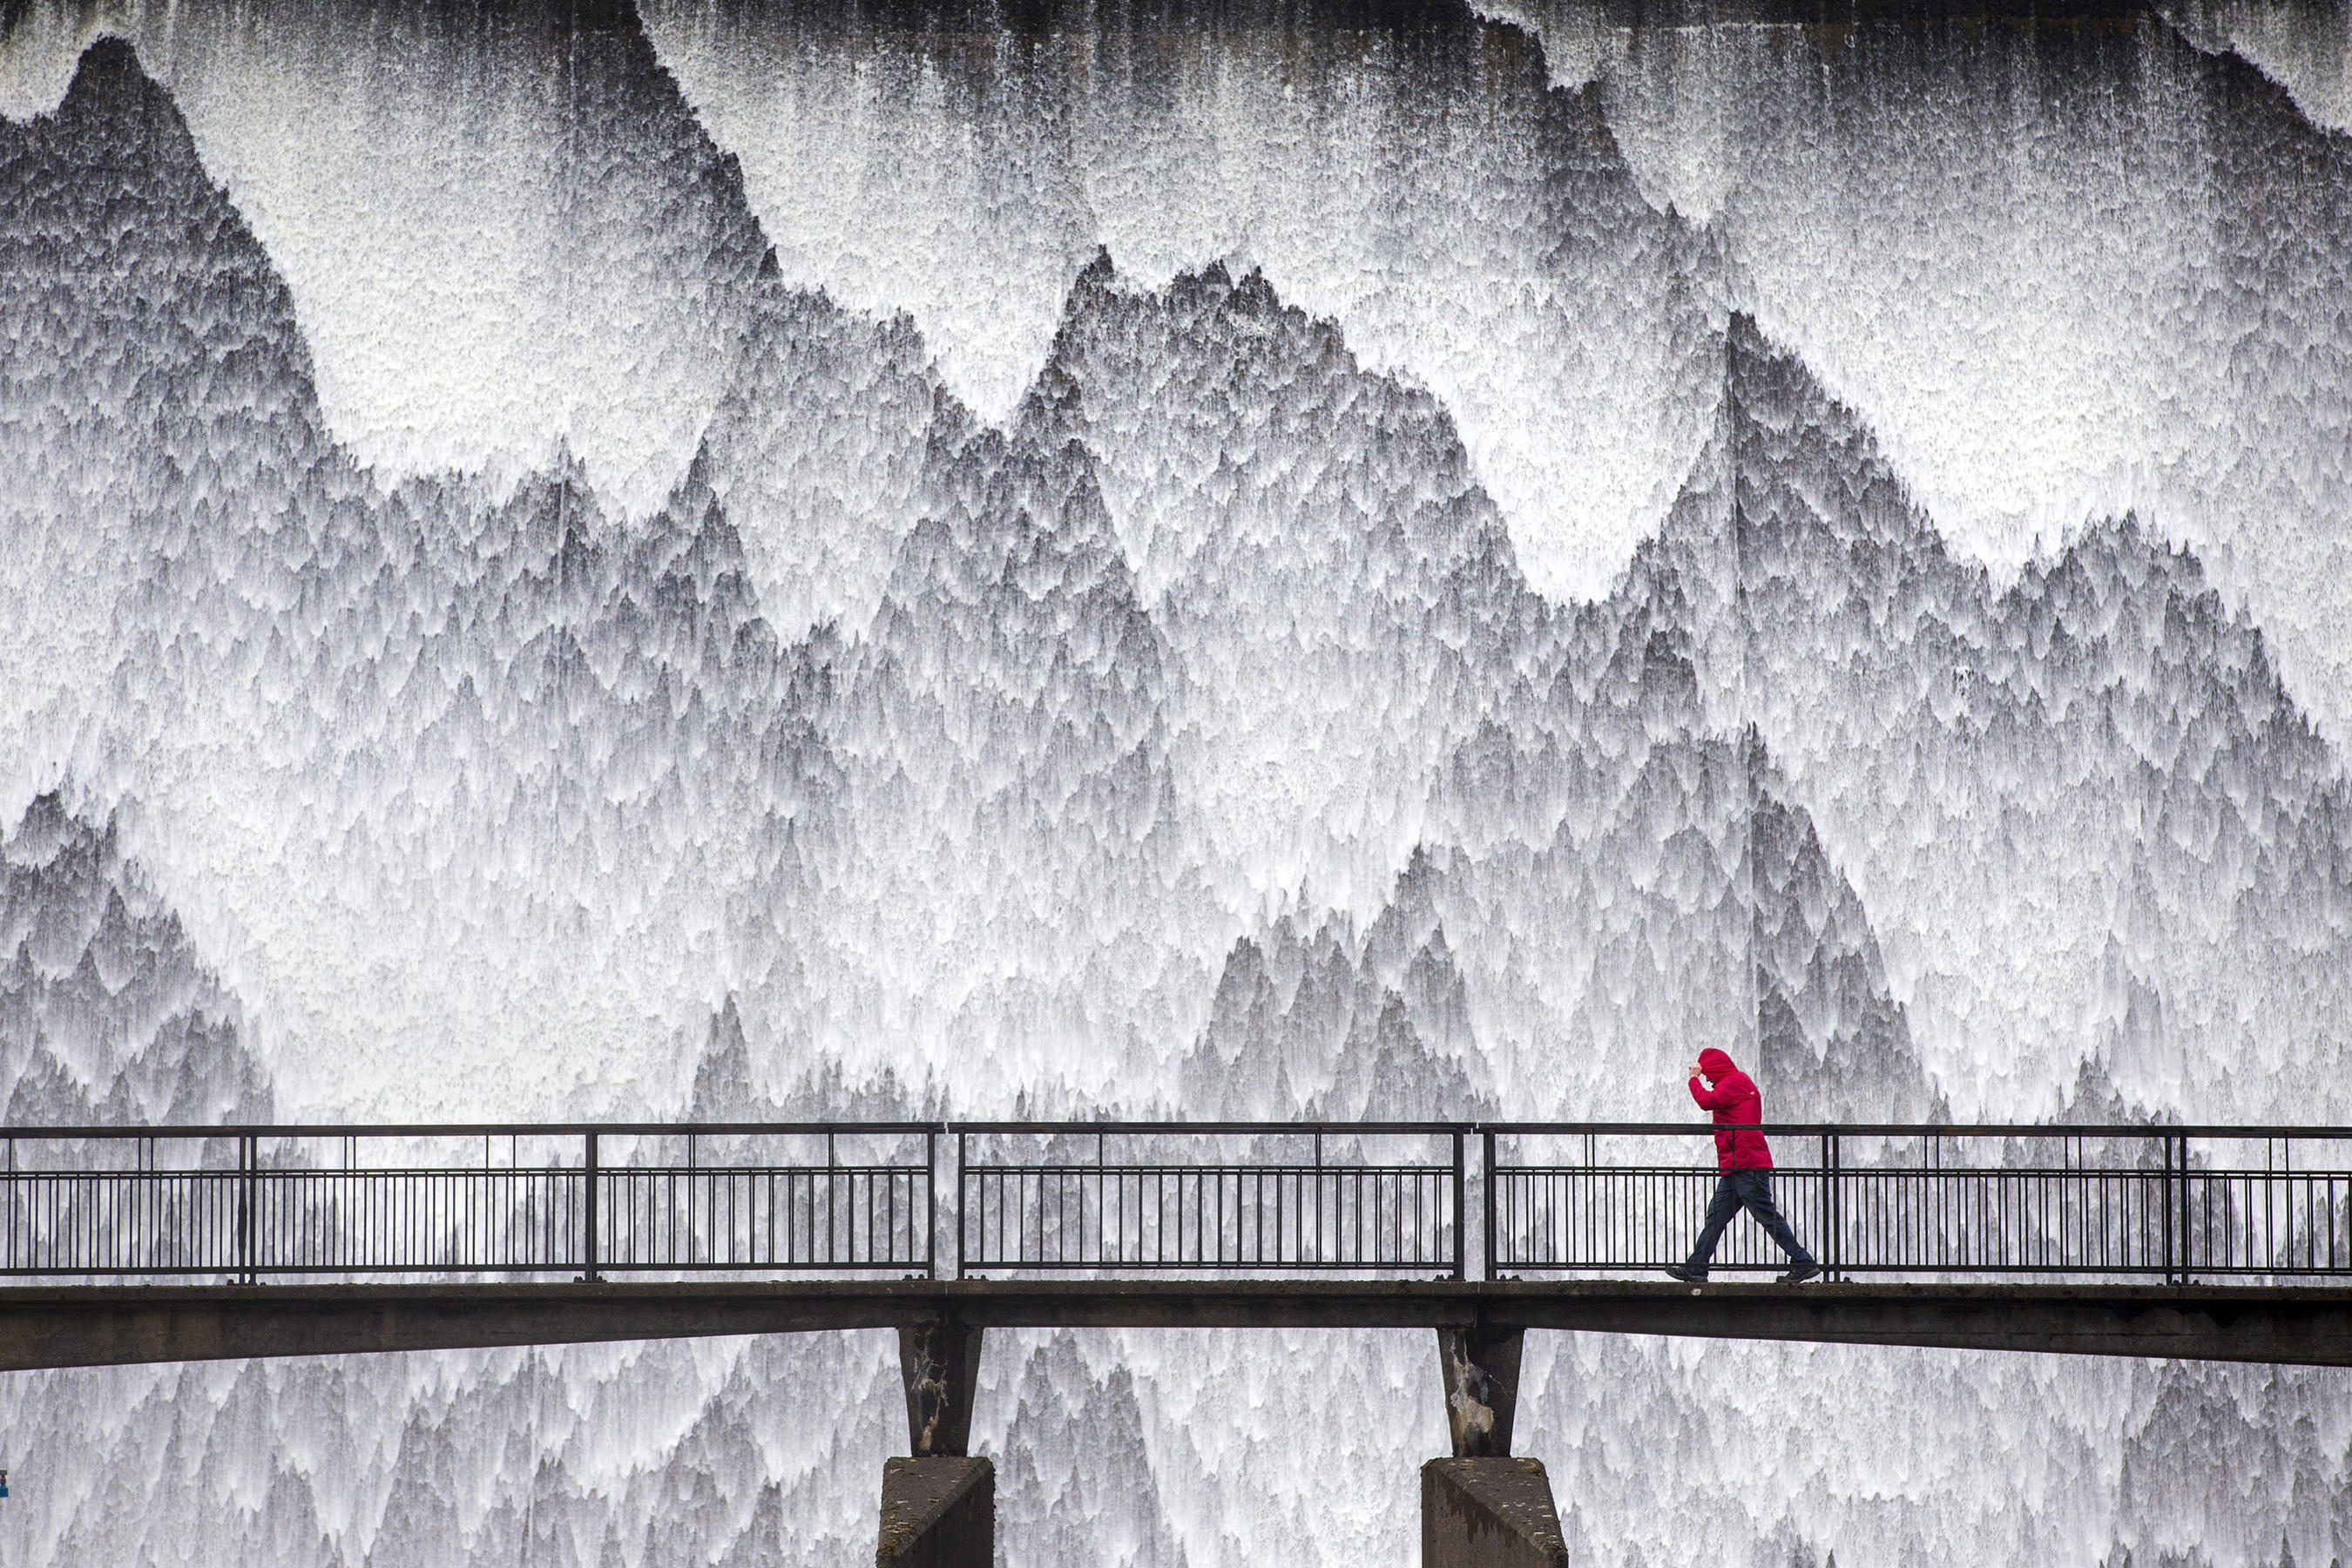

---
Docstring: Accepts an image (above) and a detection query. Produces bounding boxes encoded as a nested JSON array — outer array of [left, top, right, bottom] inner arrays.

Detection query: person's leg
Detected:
[[1681, 1173, 1743, 1275], [1735, 1169, 1817, 1265]]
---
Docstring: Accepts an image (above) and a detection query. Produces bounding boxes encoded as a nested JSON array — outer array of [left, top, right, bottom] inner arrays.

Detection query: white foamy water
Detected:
[[1490, 3, 2352, 755], [3, 2, 2350, 1564]]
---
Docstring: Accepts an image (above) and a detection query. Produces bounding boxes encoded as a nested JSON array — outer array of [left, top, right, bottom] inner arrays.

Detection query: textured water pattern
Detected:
[[2, 0, 2350, 1562]]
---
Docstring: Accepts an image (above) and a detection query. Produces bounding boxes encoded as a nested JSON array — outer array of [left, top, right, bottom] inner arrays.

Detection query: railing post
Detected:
[[2281, 1135, 2294, 1273], [824, 1130, 838, 1268], [1451, 1129, 1466, 1281], [583, 1131, 602, 1283], [954, 1130, 967, 1281], [1823, 1131, 1840, 1282], [2161, 1133, 2175, 1284], [926, 1129, 940, 1280], [236, 1132, 257, 1285], [1481, 1127, 1497, 1282], [2177, 1134, 2193, 1286]]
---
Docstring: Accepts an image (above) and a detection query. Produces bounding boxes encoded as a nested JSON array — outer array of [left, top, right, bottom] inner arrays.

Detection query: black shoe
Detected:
[[1779, 1260, 1822, 1286], [1663, 1265, 1707, 1283]]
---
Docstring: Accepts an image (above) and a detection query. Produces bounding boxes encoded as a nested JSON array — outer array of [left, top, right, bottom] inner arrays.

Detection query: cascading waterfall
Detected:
[[3, 0, 2350, 1562]]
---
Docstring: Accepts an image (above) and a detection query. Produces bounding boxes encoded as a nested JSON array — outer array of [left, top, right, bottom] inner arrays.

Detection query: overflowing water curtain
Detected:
[[4, 0, 2352, 1561]]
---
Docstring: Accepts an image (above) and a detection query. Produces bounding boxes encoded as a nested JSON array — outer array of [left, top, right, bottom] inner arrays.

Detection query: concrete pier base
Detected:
[[880, 1318, 990, 1566], [876, 1456, 994, 1568], [1422, 1458, 1567, 1568]]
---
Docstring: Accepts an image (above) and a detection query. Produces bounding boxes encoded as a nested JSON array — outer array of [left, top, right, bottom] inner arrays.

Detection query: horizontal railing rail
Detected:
[[0, 1120, 2349, 1285]]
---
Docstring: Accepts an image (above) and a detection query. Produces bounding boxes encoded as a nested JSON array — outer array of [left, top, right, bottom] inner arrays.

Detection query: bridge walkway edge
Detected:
[[0, 1281, 2343, 1371]]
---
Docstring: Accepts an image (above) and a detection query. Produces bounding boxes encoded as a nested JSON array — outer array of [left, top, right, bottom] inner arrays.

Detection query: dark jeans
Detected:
[[1684, 1168, 1815, 1275]]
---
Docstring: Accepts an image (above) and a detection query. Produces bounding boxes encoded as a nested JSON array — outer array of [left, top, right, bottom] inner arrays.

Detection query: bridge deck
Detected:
[[4, 1119, 2351, 1371], [1, 1278, 2346, 1371]]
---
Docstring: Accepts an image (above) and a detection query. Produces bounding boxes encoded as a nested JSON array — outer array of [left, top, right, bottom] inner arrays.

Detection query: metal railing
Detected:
[[1, 1119, 2349, 1285], [955, 1124, 1464, 1276], [1485, 1125, 2352, 1281], [0, 1125, 936, 1281]]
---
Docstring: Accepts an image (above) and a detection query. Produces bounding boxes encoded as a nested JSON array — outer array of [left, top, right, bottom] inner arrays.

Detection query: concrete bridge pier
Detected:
[[1423, 1327, 1566, 1568], [877, 1316, 992, 1568]]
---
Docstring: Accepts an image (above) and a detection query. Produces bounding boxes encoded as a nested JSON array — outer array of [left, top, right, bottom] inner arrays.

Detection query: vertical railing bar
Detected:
[[1184, 1163, 1194, 1269], [1355, 1152, 1366, 1269], [238, 1133, 255, 1285], [1404, 1161, 1415, 1267], [1482, 1128, 1497, 1281], [766, 1162, 780, 1270], [2161, 1132, 2175, 1284], [1385, 1164, 1396, 1269], [584, 1131, 600, 1282], [2180, 1133, 2194, 1284], [1237, 1165, 1249, 1268], [1451, 1130, 1466, 1280], [1197, 1162, 1206, 1268], [953, 1132, 968, 1279], [1828, 1132, 1842, 1281], [2277, 1136, 2288, 1275], [1275, 1161, 1288, 1267], [1237, 1166, 1247, 1268]]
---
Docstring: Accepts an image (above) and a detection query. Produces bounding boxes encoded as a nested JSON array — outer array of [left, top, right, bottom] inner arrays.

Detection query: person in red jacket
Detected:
[[1665, 1047, 1821, 1285]]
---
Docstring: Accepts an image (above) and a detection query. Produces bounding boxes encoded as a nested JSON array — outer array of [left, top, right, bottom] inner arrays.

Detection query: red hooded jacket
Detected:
[[1690, 1047, 1773, 1169]]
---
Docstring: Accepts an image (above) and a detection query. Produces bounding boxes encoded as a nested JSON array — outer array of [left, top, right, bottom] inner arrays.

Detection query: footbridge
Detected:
[[4, 1119, 2348, 1564]]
